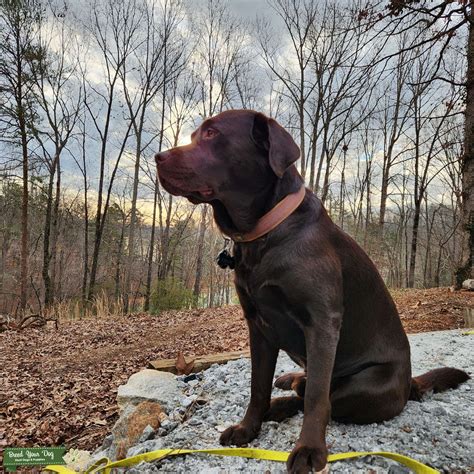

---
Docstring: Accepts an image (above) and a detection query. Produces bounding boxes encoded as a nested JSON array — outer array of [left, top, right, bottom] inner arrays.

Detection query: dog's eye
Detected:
[[204, 128, 218, 139]]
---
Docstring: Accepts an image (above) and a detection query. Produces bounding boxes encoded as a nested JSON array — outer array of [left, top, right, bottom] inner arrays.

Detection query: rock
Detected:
[[85, 449, 108, 471], [169, 410, 184, 422], [388, 465, 410, 474], [462, 279, 474, 290], [206, 415, 216, 424], [183, 373, 198, 383], [172, 432, 187, 442], [101, 434, 113, 450], [181, 395, 196, 408], [117, 369, 180, 410], [432, 406, 448, 416], [126, 439, 163, 458], [421, 403, 432, 413], [111, 401, 164, 460], [126, 461, 161, 474], [138, 424, 155, 443], [161, 419, 179, 432]]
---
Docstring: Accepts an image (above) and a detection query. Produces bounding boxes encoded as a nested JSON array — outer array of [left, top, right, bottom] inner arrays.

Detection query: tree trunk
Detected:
[[314, 130, 327, 195], [87, 72, 120, 302], [379, 166, 390, 227], [42, 157, 57, 307], [114, 214, 126, 299], [193, 205, 208, 307], [144, 181, 158, 312], [19, 107, 29, 311], [299, 98, 306, 180], [308, 103, 321, 190], [321, 151, 332, 204], [158, 194, 173, 280], [408, 202, 421, 288], [435, 246, 442, 287], [88, 168, 106, 301], [124, 131, 142, 313], [49, 157, 61, 301], [339, 149, 346, 229], [81, 121, 89, 307], [457, 6, 474, 287], [364, 161, 371, 249]]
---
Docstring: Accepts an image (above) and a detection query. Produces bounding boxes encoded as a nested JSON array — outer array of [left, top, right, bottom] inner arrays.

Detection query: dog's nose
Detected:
[[155, 151, 170, 164]]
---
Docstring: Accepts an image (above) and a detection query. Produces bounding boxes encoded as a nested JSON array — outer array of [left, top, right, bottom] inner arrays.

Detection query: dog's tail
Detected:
[[409, 367, 470, 401]]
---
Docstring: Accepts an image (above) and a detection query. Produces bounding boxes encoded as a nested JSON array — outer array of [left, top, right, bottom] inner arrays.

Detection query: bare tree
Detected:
[[405, 49, 462, 287], [372, 0, 472, 283], [193, 205, 208, 306], [461, 3, 474, 284], [174, 0, 251, 304], [191, 0, 250, 117], [120, 0, 185, 312], [143, 61, 199, 309], [29, 4, 82, 306], [259, 0, 318, 180], [0, 0, 43, 310], [77, 104, 90, 306], [83, 0, 140, 301], [311, 4, 380, 203], [377, 36, 413, 228]]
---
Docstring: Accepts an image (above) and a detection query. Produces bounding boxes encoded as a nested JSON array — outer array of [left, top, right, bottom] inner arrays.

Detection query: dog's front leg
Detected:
[[287, 309, 342, 474], [220, 318, 278, 446]]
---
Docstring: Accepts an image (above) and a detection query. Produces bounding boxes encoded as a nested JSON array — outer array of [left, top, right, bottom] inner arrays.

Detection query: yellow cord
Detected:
[[45, 446, 439, 474]]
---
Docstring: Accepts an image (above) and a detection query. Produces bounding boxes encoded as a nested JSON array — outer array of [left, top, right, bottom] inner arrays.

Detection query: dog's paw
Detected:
[[291, 376, 306, 397], [219, 423, 258, 446], [274, 372, 304, 390], [264, 396, 304, 422], [287, 443, 328, 474], [274, 372, 306, 397]]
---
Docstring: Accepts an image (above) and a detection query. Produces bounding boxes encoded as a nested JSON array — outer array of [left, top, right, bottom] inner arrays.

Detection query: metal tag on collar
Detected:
[[216, 237, 235, 270]]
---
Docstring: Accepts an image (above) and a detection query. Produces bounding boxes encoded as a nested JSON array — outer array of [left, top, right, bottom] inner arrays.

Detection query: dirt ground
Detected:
[[1, 287, 472, 459]]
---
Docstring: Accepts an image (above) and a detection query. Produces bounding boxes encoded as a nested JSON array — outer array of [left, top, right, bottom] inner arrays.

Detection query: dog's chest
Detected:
[[234, 252, 272, 309], [234, 252, 306, 356], [234, 245, 288, 313]]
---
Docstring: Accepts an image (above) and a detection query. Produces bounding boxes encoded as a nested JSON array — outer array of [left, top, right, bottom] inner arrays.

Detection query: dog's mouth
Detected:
[[195, 188, 214, 198], [186, 188, 215, 203], [159, 175, 215, 202]]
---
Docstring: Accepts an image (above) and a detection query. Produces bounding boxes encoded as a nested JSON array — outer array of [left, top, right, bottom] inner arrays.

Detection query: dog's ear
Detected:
[[251, 112, 270, 151], [251, 113, 300, 178]]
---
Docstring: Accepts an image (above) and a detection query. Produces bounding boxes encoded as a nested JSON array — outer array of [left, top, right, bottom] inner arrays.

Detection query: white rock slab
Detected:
[[117, 369, 179, 410], [462, 279, 474, 290]]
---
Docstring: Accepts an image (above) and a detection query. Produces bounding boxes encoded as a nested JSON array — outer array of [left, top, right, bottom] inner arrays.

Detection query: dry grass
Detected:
[[51, 291, 126, 321]]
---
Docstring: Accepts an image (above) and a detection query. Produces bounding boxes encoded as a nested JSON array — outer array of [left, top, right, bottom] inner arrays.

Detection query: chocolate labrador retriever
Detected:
[[155, 110, 469, 473]]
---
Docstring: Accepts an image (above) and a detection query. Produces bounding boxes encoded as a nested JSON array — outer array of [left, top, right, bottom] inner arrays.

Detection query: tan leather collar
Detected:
[[225, 185, 306, 243]]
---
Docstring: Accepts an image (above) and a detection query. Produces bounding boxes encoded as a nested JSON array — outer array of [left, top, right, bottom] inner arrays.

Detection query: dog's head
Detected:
[[155, 109, 300, 205]]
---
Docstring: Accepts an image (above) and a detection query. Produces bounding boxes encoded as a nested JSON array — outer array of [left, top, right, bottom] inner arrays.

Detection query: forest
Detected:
[[1, 0, 473, 318]]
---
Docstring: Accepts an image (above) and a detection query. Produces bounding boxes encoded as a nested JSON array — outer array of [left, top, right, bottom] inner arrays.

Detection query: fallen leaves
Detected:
[[394, 287, 472, 333], [175, 351, 195, 375], [91, 419, 107, 426], [1, 305, 247, 461]]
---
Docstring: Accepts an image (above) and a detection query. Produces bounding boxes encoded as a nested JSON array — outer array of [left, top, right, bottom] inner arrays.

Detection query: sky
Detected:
[[0, 0, 466, 224]]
